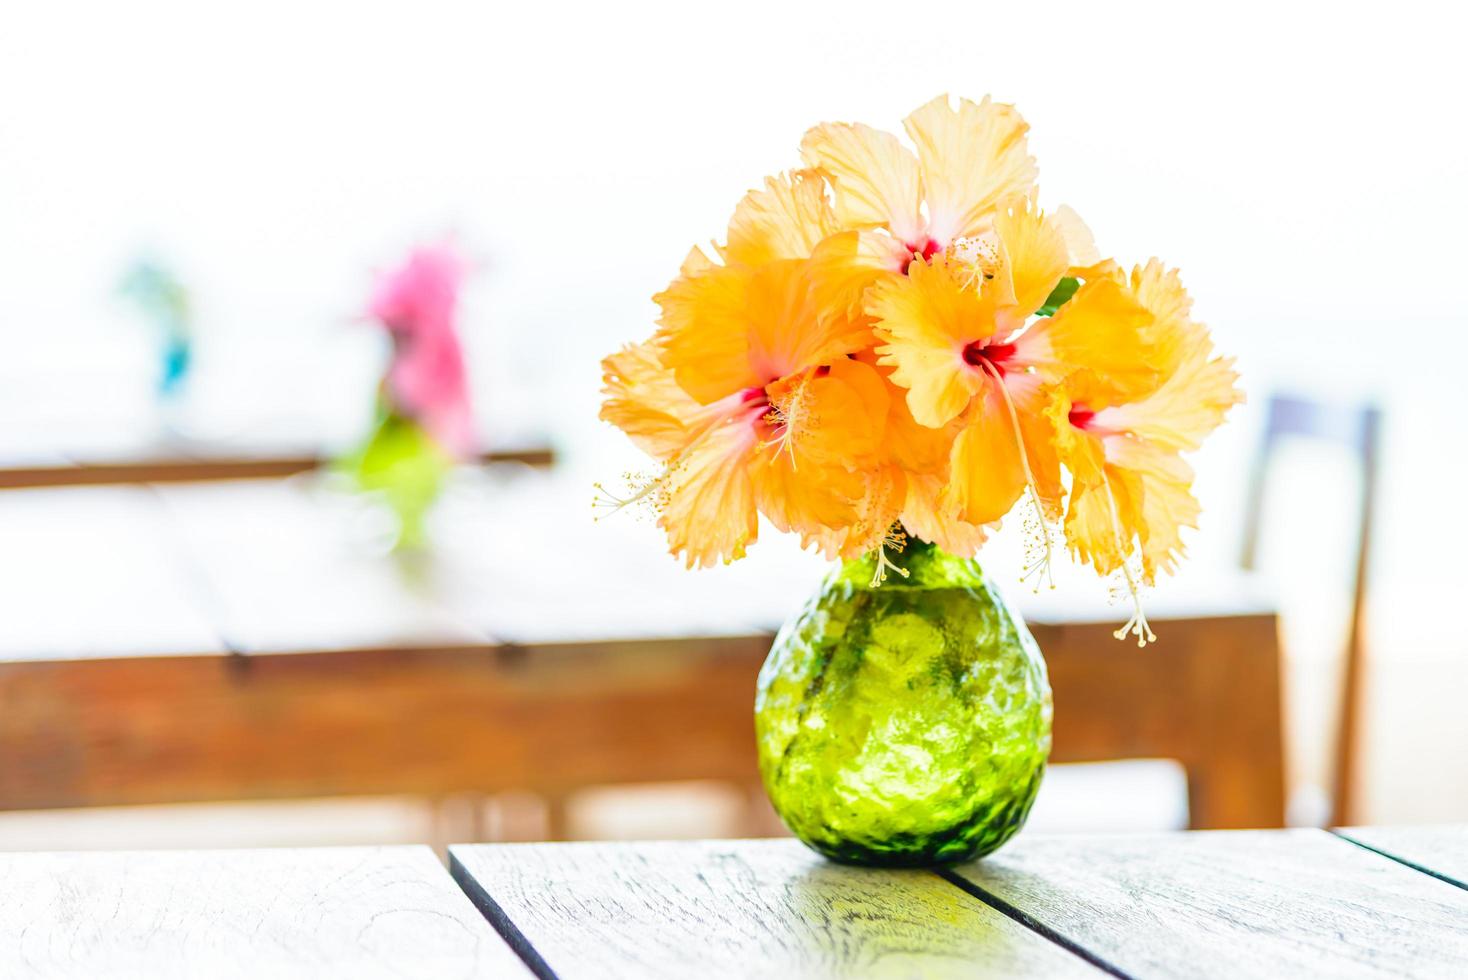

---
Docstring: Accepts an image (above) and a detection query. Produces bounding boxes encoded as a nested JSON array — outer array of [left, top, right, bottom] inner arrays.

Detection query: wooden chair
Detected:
[[1239, 394, 1381, 826]]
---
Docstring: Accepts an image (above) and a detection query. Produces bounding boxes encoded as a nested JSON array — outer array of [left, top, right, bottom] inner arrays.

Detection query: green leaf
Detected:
[[1035, 276, 1080, 317]]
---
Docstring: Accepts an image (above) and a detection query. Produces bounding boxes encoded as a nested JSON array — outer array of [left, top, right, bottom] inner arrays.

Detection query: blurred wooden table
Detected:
[[5, 827, 1464, 978], [0, 473, 1283, 829]]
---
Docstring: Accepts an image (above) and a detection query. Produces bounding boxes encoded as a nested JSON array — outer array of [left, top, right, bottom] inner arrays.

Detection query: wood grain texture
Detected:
[[949, 829, 1468, 979], [1338, 825, 1468, 889], [1038, 611, 1287, 830], [0, 845, 529, 979], [450, 839, 1102, 979], [0, 637, 770, 810]]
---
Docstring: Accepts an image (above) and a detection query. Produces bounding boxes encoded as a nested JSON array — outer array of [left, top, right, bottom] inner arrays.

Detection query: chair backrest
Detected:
[[1238, 393, 1381, 826], [1039, 611, 1287, 831]]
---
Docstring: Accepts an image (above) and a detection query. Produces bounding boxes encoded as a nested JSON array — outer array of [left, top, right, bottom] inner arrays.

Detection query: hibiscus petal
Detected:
[[946, 384, 1027, 525], [659, 410, 761, 568], [724, 170, 837, 267], [751, 449, 861, 538], [992, 198, 1069, 321], [600, 341, 755, 461], [1012, 277, 1159, 402], [1105, 438, 1201, 582], [801, 463, 907, 561], [903, 94, 1037, 245], [1092, 262, 1244, 452], [654, 262, 764, 403], [870, 255, 994, 427], [800, 121, 925, 244], [1063, 476, 1130, 578], [901, 470, 990, 558], [599, 342, 698, 459], [744, 259, 871, 380], [806, 230, 904, 329]]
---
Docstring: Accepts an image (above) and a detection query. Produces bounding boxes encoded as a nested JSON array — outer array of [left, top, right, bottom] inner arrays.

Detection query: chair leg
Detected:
[[544, 793, 572, 841], [1184, 615, 1288, 829]]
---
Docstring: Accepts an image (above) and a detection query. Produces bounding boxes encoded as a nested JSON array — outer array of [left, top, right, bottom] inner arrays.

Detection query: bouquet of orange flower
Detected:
[[599, 95, 1240, 645]]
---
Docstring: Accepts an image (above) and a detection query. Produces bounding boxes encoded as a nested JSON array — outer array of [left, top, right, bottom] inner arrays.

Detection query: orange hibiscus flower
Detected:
[[869, 199, 1161, 583], [598, 94, 1241, 644], [600, 250, 885, 568], [1046, 261, 1243, 643]]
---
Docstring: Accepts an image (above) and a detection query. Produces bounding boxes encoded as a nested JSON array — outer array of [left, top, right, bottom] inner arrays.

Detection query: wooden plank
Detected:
[[948, 829, 1468, 979], [0, 637, 770, 810], [0, 447, 554, 489], [0, 845, 530, 978], [1338, 825, 1468, 889], [449, 839, 1103, 979]]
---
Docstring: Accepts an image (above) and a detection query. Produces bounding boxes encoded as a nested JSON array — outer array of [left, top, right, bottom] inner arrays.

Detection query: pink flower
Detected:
[[367, 245, 477, 457]]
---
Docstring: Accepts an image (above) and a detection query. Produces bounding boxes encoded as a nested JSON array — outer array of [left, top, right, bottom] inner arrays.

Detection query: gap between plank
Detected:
[[933, 868, 1135, 980], [448, 851, 562, 980], [1329, 830, 1468, 893]]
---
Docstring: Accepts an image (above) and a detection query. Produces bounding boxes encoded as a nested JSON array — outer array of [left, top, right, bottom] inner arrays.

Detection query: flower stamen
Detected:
[[1098, 475, 1156, 647], [869, 523, 911, 587], [592, 470, 667, 521], [760, 373, 816, 468], [973, 358, 1057, 592]]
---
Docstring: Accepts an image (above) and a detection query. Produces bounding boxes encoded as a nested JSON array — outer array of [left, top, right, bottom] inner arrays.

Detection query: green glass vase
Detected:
[[755, 538, 1052, 867]]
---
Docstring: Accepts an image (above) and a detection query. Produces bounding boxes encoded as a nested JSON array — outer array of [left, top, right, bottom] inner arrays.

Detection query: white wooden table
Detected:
[[4, 828, 1465, 978]]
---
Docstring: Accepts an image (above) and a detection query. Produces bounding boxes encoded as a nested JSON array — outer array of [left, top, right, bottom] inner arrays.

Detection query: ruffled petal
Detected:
[[800, 121, 925, 244], [1063, 475, 1130, 578], [1049, 204, 1120, 280], [743, 259, 871, 380], [903, 94, 1037, 245], [1092, 262, 1243, 451], [751, 448, 861, 536], [901, 470, 990, 558], [1104, 437, 1200, 582], [654, 262, 763, 403], [659, 409, 761, 568], [749, 357, 890, 539], [992, 198, 1069, 321], [763, 357, 889, 469], [870, 255, 995, 427], [723, 170, 837, 266], [806, 230, 905, 329], [1011, 277, 1159, 402], [599, 341, 700, 459], [1043, 375, 1109, 485], [1005, 372, 1064, 518], [946, 383, 1027, 525], [802, 463, 907, 561], [657, 257, 872, 404], [868, 352, 954, 475]]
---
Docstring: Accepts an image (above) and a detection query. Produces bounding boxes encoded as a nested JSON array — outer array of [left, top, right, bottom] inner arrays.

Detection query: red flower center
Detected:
[[899, 237, 943, 275], [962, 340, 1017, 375], [1068, 406, 1095, 429]]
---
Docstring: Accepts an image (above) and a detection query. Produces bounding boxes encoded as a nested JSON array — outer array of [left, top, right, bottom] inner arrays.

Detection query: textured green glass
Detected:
[[755, 539, 1052, 867]]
